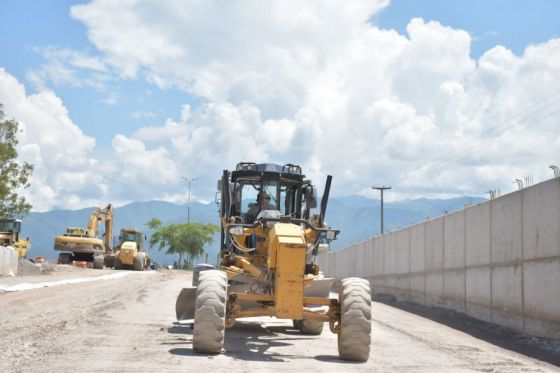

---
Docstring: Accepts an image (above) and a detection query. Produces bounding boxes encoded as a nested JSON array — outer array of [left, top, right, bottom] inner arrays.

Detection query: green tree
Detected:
[[146, 219, 219, 269], [146, 217, 162, 230], [0, 104, 33, 217]]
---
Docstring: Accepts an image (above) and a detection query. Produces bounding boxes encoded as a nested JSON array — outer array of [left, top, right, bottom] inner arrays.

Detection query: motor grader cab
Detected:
[[176, 162, 372, 361], [0, 218, 31, 258], [54, 204, 114, 269], [113, 228, 149, 271]]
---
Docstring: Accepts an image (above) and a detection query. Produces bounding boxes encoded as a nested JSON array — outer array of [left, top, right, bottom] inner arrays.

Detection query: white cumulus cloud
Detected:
[[0, 68, 103, 210], [3, 0, 560, 210]]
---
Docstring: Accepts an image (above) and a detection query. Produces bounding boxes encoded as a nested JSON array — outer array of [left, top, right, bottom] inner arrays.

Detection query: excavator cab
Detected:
[[0, 219, 21, 246], [0, 218, 31, 258], [119, 229, 144, 250]]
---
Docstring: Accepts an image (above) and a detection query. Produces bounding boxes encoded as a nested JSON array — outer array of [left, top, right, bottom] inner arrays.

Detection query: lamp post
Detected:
[[181, 176, 199, 223], [372, 186, 391, 235]]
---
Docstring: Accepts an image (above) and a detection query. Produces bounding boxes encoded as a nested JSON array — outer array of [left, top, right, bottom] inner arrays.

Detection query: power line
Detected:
[[412, 106, 560, 180], [401, 100, 560, 183], [372, 88, 560, 188]]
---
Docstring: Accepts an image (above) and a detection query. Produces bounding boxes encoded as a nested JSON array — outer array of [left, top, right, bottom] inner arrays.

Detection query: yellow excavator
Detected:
[[113, 228, 150, 271], [0, 218, 31, 258], [54, 204, 114, 269], [176, 163, 372, 361]]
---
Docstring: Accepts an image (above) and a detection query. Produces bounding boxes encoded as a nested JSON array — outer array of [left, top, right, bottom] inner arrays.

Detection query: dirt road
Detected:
[[0, 270, 558, 372]]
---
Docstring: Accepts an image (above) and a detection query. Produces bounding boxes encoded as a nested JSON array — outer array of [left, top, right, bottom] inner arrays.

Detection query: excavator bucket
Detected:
[[175, 286, 197, 321], [104, 253, 115, 268]]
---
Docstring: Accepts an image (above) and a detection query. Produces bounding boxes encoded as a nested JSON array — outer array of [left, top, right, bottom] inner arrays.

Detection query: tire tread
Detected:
[[193, 270, 227, 353], [337, 277, 372, 362]]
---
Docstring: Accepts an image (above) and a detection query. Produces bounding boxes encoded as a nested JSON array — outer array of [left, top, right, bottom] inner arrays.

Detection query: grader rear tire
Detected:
[[193, 270, 227, 353], [114, 256, 122, 270], [337, 277, 371, 362], [298, 319, 324, 335], [133, 253, 145, 271]]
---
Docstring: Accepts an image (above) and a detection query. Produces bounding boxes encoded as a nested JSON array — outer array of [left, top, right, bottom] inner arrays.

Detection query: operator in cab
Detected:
[[244, 191, 276, 223]]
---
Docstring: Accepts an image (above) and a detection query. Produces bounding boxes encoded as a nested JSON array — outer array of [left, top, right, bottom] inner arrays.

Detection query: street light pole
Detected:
[[181, 176, 199, 223], [372, 186, 391, 234]]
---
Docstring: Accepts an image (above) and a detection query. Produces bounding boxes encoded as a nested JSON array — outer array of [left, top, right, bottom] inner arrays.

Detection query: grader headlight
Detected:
[[229, 226, 244, 236], [326, 230, 337, 240]]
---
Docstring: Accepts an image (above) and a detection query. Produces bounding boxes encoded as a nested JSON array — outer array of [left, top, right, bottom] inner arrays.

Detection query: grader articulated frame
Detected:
[[176, 163, 371, 361]]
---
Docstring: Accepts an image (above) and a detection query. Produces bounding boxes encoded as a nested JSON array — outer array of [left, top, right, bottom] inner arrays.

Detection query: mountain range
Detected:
[[20, 195, 485, 265]]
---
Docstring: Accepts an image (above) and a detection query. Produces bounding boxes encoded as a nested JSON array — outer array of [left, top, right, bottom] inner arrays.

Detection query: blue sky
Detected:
[[0, 0, 190, 145], [374, 0, 560, 58], [0, 1, 559, 210]]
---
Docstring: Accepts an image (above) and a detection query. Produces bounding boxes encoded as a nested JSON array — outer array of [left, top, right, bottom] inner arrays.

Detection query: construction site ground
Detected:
[[0, 268, 558, 372]]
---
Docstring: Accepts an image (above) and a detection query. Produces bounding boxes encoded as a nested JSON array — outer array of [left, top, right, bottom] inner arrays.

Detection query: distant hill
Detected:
[[21, 195, 485, 265]]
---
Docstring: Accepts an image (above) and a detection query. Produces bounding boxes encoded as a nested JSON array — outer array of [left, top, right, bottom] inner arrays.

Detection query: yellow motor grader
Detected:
[[0, 218, 31, 258], [113, 228, 149, 271], [176, 163, 371, 361], [54, 204, 114, 269]]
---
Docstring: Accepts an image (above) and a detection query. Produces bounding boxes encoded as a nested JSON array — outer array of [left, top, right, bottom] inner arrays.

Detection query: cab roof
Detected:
[[121, 227, 141, 232], [231, 162, 305, 182], [0, 218, 22, 223]]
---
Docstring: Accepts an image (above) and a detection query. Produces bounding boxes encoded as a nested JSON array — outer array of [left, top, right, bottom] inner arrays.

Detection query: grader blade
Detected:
[[305, 277, 335, 298], [175, 286, 197, 321]]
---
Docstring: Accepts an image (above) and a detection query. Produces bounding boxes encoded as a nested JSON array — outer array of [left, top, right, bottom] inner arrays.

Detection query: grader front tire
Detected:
[[337, 277, 371, 362], [193, 270, 228, 353], [298, 319, 324, 335]]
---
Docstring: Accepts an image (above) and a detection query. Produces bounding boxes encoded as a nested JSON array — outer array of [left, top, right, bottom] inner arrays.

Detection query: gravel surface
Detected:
[[16, 257, 56, 276], [1, 262, 112, 286], [0, 270, 558, 372], [378, 297, 560, 358]]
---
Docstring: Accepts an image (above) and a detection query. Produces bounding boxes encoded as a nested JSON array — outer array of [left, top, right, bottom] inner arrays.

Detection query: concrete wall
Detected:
[[318, 177, 560, 339], [0, 245, 18, 276]]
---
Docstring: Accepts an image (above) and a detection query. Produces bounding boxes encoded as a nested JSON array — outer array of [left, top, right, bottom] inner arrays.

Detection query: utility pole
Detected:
[[181, 176, 199, 223], [372, 186, 391, 234]]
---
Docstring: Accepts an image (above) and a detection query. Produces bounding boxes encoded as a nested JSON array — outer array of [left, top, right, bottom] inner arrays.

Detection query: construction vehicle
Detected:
[[54, 204, 114, 269], [113, 228, 149, 271], [0, 218, 31, 258], [176, 163, 372, 361]]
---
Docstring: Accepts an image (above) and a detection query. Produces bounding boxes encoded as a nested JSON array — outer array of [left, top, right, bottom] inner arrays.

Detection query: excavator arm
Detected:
[[86, 210, 100, 238], [86, 204, 114, 253]]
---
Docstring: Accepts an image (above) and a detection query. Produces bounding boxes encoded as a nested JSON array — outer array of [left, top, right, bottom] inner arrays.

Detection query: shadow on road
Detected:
[[376, 296, 560, 367], [166, 320, 358, 364], [314, 354, 365, 365], [167, 324, 193, 335]]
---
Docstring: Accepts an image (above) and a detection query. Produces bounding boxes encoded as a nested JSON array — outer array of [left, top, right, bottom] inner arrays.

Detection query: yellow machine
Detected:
[[176, 163, 372, 361], [54, 204, 114, 269], [0, 218, 31, 258], [113, 228, 149, 271]]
